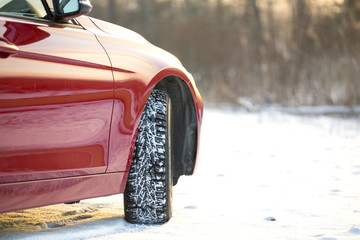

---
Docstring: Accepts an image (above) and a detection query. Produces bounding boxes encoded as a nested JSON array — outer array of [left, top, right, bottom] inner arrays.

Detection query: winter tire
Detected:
[[124, 89, 172, 224]]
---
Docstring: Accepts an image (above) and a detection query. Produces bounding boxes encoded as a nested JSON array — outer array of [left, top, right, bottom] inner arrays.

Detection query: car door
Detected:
[[0, 1, 114, 183]]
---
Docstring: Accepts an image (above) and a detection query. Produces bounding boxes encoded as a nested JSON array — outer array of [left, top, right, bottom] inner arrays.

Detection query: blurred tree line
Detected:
[[90, 0, 360, 106]]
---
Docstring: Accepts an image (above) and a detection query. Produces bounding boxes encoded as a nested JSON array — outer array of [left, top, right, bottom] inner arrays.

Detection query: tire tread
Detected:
[[124, 90, 172, 224]]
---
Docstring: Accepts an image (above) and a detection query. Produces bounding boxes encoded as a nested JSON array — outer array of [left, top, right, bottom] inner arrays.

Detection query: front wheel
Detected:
[[124, 89, 172, 224]]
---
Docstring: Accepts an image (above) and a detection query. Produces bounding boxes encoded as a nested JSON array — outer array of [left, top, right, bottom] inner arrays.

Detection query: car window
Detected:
[[0, 0, 48, 19]]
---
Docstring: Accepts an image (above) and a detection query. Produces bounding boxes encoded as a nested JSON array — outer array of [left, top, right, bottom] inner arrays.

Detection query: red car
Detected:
[[0, 0, 203, 224]]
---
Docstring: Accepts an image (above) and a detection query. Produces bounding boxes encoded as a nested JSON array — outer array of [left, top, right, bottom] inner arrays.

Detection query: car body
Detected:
[[0, 0, 203, 220]]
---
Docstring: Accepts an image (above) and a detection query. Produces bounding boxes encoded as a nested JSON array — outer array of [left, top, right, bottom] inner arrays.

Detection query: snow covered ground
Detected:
[[1, 106, 360, 240]]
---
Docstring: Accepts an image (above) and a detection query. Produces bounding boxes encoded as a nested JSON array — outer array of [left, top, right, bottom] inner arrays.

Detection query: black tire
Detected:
[[124, 89, 172, 224]]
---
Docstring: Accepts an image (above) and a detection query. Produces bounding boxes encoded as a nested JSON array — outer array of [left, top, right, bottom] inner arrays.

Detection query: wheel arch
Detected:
[[154, 76, 198, 185]]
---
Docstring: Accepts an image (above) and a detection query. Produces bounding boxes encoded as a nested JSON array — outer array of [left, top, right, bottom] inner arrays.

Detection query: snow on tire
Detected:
[[124, 89, 172, 224]]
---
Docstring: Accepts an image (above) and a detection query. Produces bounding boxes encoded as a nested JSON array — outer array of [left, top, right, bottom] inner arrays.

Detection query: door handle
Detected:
[[0, 38, 19, 55]]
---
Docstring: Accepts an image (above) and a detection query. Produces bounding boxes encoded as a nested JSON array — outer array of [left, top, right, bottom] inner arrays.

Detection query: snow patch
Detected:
[[348, 226, 360, 235], [1, 106, 360, 239]]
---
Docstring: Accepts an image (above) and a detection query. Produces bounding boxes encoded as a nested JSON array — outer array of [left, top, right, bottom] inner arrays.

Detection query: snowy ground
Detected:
[[1, 106, 360, 240]]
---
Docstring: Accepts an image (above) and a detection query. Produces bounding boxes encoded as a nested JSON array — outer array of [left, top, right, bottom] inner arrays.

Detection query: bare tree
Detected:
[[88, 0, 360, 106]]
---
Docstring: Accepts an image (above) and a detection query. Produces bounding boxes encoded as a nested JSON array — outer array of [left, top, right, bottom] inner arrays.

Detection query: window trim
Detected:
[[0, 13, 83, 29], [41, 0, 53, 20]]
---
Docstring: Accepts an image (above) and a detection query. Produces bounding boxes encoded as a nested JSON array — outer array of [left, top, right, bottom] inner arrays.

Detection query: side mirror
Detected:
[[53, 0, 92, 21]]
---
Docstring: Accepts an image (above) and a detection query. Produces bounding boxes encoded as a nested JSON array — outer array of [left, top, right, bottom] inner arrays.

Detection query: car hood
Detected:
[[87, 17, 149, 45], [79, 16, 183, 68]]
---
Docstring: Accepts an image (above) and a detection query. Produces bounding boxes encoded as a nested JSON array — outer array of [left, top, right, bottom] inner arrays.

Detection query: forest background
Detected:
[[89, 0, 360, 106]]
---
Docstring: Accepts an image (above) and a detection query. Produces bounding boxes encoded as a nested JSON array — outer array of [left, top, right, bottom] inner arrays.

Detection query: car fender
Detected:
[[77, 16, 203, 176]]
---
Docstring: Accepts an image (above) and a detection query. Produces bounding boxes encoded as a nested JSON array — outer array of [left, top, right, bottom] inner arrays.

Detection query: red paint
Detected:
[[0, 16, 114, 187], [0, 11, 203, 213], [0, 172, 127, 213]]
